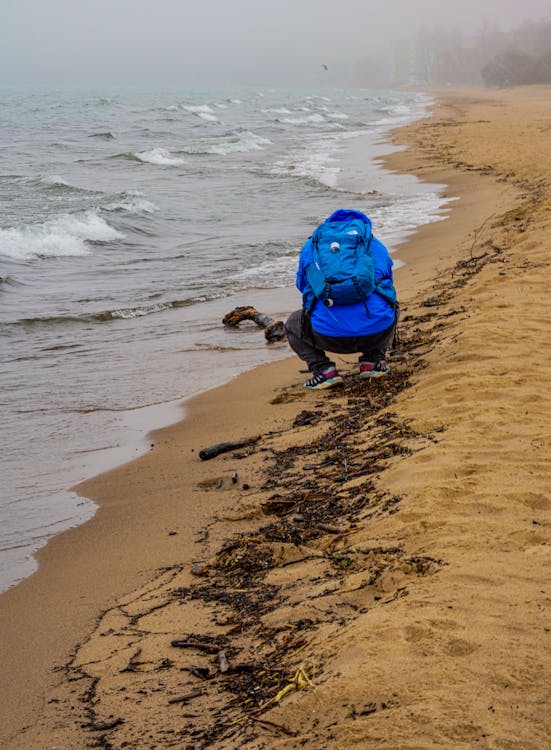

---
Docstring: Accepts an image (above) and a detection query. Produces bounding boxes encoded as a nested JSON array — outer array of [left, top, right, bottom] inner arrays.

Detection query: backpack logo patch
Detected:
[[305, 218, 376, 307]]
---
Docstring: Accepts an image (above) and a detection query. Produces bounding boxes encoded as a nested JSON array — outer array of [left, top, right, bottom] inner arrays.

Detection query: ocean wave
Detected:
[[269, 133, 342, 189], [0, 211, 125, 261], [205, 131, 272, 156], [102, 191, 158, 214], [34, 175, 100, 195], [96, 303, 176, 320], [372, 97, 431, 128], [185, 104, 215, 113], [88, 131, 115, 140], [183, 105, 219, 122], [375, 103, 412, 116], [134, 148, 186, 166], [40, 174, 71, 188], [279, 114, 326, 125], [4, 298, 196, 328], [261, 107, 292, 114], [0, 275, 24, 288], [371, 192, 456, 242], [197, 112, 219, 122], [227, 254, 297, 289]]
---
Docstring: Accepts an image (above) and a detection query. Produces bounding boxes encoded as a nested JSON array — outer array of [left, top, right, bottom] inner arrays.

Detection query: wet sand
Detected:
[[1, 85, 550, 749]]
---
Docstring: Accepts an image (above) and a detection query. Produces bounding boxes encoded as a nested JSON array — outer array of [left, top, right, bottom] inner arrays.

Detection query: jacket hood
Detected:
[[325, 209, 371, 227]]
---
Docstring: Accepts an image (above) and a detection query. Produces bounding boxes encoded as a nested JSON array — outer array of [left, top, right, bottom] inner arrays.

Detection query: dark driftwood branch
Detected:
[[168, 688, 204, 705], [222, 306, 286, 342], [120, 647, 143, 673], [199, 435, 260, 461], [249, 716, 299, 737], [88, 717, 125, 732]]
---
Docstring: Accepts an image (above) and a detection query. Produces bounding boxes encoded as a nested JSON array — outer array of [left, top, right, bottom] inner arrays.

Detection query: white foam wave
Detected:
[[185, 104, 215, 113], [276, 155, 340, 188], [228, 255, 298, 288], [262, 107, 292, 114], [108, 303, 170, 319], [134, 148, 185, 166], [36, 175, 98, 194], [103, 191, 158, 214], [377, 103, 411, 116], [372, 97, 431, 129], [184, 105, 219, 122], [198, 112, 219, 122], [0, 212, 124, 261], [326, 112, 349, 120], [42, 174, 71, 187], [371, 193, 456, 246], [281, 114, 325, 125], [206, 131, 272, 156], [270, 133, 342, 188]]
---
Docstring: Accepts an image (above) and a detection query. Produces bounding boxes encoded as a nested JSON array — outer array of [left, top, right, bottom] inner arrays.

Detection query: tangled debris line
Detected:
[[154, 365, 446, 747], [66, 330, 447, 750]]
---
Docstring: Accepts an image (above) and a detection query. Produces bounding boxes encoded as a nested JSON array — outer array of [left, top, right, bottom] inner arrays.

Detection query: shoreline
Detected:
[[0, 94, 449, 596], [0, 284, 299, 595], [1, 85, 550, 748]]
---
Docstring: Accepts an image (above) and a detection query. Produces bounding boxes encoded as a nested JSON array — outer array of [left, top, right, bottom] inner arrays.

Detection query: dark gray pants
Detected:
[[285, 309, 396, 374]]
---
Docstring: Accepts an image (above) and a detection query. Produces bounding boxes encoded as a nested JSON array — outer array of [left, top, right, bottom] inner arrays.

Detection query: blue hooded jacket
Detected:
[[296, 209, 396, 338]]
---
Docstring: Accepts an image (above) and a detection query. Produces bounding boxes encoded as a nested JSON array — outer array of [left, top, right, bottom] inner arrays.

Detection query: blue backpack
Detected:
[[305, 216, 376, 309]]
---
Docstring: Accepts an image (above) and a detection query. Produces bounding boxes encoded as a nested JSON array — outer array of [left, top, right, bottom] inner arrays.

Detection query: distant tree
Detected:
[[390, 15, 551, 88], [481, 49, 549, 87]]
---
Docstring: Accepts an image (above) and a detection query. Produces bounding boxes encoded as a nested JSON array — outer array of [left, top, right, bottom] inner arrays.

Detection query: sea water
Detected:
[[0, 86, 452, 592]]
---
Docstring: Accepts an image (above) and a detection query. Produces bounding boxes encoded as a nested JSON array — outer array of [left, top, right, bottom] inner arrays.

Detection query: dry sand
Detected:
[[0, 85, 550, 750]]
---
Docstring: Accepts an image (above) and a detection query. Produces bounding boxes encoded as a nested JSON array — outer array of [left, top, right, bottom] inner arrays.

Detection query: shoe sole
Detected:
[[359, 371, 388, 379], [303, 377, 344, 390]]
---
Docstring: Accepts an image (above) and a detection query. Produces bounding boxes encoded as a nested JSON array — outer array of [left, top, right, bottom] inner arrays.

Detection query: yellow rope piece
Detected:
[[261, 664, 314, 710]]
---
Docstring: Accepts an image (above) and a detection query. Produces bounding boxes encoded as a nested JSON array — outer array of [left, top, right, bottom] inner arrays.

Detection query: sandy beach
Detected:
[[1, 85, 550, 749]]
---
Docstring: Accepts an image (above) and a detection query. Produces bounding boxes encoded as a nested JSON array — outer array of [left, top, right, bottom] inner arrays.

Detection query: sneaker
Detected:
[[303, 368, 343, 390], [359, 361, 390, 378]]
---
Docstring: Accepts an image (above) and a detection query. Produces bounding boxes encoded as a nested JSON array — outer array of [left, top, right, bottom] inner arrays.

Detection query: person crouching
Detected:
[[285, 208, 398, 390]]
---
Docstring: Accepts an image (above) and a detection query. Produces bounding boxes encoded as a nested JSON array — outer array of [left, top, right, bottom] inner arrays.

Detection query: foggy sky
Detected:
[[1, 0, 550, 86]]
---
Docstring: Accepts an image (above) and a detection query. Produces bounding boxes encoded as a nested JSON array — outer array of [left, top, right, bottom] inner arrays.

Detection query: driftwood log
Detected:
[[198, 435, 260, 461], [222, 306, 286, 342]]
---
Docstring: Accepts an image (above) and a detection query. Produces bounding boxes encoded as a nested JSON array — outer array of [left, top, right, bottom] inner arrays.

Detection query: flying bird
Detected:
[[321, 64, 328, 70]]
